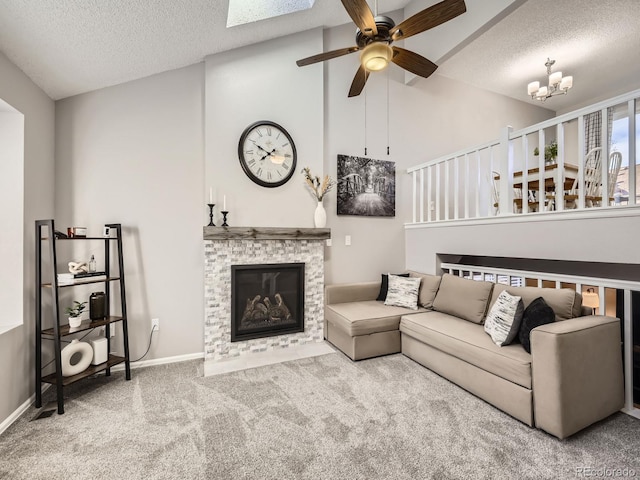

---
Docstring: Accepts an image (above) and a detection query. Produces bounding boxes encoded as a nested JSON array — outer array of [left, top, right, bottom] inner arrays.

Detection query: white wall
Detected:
[[55, 63, 205, 361], [323, 19, 554, 284], [405, 213, 640, 274], [204, 29, 324, 227], [0, 107, 24, 328], [0, 51, 55, 427]]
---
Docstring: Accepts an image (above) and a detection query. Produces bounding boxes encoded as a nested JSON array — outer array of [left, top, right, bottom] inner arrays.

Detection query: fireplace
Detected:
[[231, 263, 305, 342]]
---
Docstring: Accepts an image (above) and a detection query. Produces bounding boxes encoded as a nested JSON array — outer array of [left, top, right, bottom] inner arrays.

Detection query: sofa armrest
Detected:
[[325, 282, 380, 305], [531, 315, 624, 439]]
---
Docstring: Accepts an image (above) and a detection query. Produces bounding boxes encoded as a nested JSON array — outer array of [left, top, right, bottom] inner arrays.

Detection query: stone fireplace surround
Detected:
[[203, 227, 331, 375]]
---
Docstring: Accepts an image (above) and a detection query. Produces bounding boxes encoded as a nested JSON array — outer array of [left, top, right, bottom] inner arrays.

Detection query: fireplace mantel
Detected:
[[203, 226, 330, 241]]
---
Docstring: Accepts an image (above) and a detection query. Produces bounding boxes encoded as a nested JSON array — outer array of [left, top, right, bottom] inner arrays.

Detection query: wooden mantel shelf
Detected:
[[203, 227, 331, 240]]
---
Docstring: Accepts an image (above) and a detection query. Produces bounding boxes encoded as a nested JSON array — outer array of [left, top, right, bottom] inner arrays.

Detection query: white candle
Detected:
[[223, 195, 227, 210], [209, 188, 213, 204]]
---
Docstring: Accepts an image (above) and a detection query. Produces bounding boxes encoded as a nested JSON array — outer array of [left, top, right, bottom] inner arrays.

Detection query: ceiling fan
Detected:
[[296, 0, 466, 97]]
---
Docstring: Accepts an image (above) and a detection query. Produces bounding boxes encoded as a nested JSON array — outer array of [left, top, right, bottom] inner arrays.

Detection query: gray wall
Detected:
[[55, 63, 205, 361], [0, 51, 55, 426]]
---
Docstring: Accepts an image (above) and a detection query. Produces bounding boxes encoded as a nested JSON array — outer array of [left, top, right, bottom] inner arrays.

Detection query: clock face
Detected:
[[238, 121, 297, 188]]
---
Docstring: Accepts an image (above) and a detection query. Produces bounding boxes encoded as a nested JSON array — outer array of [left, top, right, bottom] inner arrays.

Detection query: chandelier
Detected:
[[527, 58, 573, 102]]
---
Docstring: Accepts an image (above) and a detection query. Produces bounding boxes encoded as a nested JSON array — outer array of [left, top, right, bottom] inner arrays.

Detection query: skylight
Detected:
[[227, 0, 315, 28]]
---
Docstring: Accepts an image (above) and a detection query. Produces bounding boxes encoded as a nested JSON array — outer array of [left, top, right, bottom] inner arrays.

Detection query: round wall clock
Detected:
[[238, 121, 297, 188]]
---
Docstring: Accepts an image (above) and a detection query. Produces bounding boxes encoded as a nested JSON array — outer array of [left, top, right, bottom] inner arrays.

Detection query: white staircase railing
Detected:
[[408, 89, 640, 224]]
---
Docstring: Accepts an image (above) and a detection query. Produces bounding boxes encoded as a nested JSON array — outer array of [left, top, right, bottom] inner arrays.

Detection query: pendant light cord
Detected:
[[364, 84, 368, 156], [387, 68, 390, 155]]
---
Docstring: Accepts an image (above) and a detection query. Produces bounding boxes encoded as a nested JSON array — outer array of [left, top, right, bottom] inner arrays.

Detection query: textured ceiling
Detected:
[[0, 0, 409, 99], [438, 0, 640, 112], [0, 0, 639, 110]]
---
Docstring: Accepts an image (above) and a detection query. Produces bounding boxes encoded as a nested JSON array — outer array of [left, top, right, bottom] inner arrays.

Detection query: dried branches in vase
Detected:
[[301, 167, 335, 201]]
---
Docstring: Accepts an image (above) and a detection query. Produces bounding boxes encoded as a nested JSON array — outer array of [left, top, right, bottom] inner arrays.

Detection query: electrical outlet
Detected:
[[151, 318, 160, 332], [345, 235, 351, 246], [326, 239, 332, 247]]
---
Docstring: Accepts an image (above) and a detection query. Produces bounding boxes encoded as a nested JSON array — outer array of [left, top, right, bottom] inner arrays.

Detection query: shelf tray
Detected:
[[41, 237, 119, 241], [42, 277, 121, 288], [41, 316, 124, 337], [41, 355, 127, 386]]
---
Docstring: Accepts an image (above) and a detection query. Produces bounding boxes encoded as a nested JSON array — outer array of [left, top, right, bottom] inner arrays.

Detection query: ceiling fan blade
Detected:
[[341, 0, 378, 36], [391, 47, 438, 78], [296, 47, 360, 67], [390, 0, 466, 40], [348, 65, 370, 97]]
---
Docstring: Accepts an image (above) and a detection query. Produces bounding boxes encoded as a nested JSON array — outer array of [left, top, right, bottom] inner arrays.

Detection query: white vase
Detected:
[[61, 339, 93, 377], [314, 201, 326, 228]]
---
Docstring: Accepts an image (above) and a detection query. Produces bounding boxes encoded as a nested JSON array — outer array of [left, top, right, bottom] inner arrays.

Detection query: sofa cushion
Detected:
[[400, 311, 532, 389], [484, 290, 524, 346], [519, 297, 555, 353], [385, 275, 421, 310], [490, 285, 580, 321], [432, 274, 494, 324], [376, 273, 409, 301], [326, 301, 428, 336], [408, 271, 441, 309]]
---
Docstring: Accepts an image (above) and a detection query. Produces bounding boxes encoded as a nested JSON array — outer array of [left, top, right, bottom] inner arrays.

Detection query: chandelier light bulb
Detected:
[[549, 71, 562, 86], [560, 76, 573, 90], [527, 81, 540, 95]]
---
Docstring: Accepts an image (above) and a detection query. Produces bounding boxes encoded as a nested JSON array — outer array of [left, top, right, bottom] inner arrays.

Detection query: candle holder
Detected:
[[207, 204, 216, 227], [221, 211, 229, 227]]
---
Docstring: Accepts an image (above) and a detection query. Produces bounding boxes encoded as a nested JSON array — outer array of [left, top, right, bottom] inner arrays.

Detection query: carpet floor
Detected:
[[0, 352, 639, 480]]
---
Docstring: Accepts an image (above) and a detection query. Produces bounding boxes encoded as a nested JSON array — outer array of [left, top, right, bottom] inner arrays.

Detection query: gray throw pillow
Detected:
[[484, 291, 524, 346], [384, 275, 421, 310]]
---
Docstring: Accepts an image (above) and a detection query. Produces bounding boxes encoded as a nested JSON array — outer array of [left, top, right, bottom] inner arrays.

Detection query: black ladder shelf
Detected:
[[35, 219, 131, 414]]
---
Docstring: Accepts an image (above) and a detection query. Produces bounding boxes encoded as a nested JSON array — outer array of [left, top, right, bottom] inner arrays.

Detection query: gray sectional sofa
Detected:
[[324, 272, 624, 439]]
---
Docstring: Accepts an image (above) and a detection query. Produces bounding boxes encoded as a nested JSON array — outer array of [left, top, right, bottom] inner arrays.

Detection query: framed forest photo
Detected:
[[337, 154, 395, 217]]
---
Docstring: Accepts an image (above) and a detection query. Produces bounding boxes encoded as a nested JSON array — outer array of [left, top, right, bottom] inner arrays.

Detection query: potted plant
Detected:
[[534, 140, 558, 164], [66, 301, 87, 328], [301, 167, 336, 228]]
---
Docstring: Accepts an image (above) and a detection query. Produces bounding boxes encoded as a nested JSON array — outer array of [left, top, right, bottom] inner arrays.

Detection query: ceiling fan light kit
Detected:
[[360, 42, 392, 71], [295, 0, 467, 97], [527, 58, 573, 102]]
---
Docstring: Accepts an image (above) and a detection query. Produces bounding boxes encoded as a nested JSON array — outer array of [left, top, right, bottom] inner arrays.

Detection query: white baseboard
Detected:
[[0, 385, 50, 436], [110, 351, 204, 371]]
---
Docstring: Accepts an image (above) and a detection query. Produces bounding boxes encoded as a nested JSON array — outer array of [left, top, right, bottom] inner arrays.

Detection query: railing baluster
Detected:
[[556, 122, 565, 211], [598, 285, 606, 316], [475, 150, 481, 218], [624, 289, 633, 411], [445, 160, 450, 220], [412, 170, 417, 223], [601, 107, 609, 208], [464, 154, 470, 219], [538, 128, 546, 213], [419, 168, 424, 223], [522, 135, 529, 214], [427, 166, 433, 222], [628, 100, 637, 206], [578, 115, 586, 209], [435, 163, 441, 222], [454, 156, 459, 220]]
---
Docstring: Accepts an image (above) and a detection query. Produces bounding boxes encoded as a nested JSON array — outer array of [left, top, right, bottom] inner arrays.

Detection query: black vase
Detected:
[[90, 292, 106, 320]]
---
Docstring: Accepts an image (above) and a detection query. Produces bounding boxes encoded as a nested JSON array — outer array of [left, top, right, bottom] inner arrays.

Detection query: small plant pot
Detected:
[[68, 316, 82, 328]]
